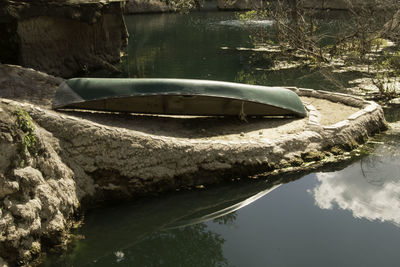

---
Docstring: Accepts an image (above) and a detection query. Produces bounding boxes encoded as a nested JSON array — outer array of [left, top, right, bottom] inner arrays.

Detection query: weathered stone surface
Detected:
[[0, 82, 87, 265], [0, 65, 86, 266], [217, 0, 263, 10], [0, 64, 63, 107], [0, 0, 128, 77], [0, 104, 88, 265], [3, 77, 386, 201]]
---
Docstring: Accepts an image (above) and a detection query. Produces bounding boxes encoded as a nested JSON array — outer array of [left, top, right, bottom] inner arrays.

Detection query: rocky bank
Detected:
[[0, 65, 95, 266], [0, 64, 388, 266]]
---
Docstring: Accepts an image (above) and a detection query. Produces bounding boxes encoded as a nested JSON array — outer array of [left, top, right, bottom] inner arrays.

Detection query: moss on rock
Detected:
[[301, 150, 325, 162]]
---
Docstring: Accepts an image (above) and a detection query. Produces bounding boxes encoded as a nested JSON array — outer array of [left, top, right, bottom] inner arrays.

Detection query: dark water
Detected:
[[117, 11, 360, 91], [42, 12, 400, 267], [122, 12, 253, 81]]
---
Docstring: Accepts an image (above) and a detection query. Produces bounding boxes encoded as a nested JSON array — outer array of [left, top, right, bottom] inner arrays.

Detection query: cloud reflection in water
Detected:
[[311, 141, 400, 226]]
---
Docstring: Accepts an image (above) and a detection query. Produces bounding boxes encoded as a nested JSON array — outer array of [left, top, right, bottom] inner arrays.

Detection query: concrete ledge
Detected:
[[1, 86, 387, 200]]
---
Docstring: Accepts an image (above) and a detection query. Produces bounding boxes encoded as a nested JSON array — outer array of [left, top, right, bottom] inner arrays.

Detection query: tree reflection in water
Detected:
[[108, 224, 230, 267], [213, 212, 237, 226], [43, 215, 233, 267]]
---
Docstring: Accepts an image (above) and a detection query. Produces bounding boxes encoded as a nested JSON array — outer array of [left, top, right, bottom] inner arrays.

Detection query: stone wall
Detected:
[[0, 1, 128, 78]]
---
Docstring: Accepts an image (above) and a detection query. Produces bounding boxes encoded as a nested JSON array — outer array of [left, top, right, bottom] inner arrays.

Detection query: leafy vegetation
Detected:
[[15, 108, 38, 156], [162, 0, 202, 12]]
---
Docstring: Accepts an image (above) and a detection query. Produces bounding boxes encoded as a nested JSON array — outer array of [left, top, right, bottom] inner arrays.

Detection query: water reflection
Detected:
[[118, 11, 368, 92], [41, 131, 400, 266], [122, 12, 253, 81], [166, 185, 279, 229], [88, 224, 229, 267], [41, 178, 285, 266], [312, 131, 400, 226]]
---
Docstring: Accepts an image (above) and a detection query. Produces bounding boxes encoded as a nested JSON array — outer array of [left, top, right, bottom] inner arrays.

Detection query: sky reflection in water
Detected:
[[312, 133, 400, 226]]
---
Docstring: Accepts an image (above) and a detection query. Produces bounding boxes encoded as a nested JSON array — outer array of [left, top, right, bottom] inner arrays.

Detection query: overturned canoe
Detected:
[[52, 78, 307, 117]]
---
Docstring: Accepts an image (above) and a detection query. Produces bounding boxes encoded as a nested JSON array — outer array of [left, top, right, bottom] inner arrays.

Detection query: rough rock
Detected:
[[0, 0, 128, 77], [2, 88, 386, 201], [0, 64, 63, 107], [1, 65, 387, 198], [0, 99, 84, 265]]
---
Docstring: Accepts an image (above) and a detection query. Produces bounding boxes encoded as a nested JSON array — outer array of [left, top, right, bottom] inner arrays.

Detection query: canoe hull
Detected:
[[53, 78, 307, 117]]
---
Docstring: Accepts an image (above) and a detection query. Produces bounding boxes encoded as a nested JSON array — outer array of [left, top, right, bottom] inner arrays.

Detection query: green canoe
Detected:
[[52, 78, 307, 117]]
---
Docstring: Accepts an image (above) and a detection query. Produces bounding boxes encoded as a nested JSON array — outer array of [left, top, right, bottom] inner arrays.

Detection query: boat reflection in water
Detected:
[[42, 174, 289, 266], [165, 184, 280, 230]]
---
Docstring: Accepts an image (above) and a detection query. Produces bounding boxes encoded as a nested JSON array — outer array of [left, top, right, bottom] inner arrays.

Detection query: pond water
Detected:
[[42, 11, 400, 267]]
